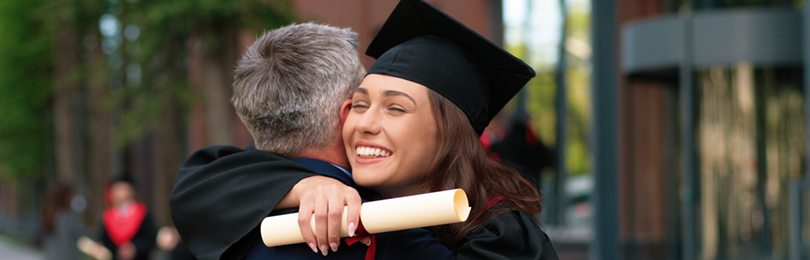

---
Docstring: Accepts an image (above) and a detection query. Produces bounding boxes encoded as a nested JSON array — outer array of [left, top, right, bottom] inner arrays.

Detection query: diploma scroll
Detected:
[[260, 188, 471, 247]]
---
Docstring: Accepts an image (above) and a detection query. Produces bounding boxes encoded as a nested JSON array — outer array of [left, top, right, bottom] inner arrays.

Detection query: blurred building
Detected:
[[616, 0, 805, 260]]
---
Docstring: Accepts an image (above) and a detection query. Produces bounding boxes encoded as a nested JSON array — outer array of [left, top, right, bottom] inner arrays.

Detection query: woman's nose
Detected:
[[356, 108, 381, 135]]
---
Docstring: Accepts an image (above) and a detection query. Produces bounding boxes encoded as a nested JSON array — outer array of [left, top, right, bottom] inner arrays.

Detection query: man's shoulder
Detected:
[[177, 145, 319, 182], [193, 145, 281, 158], [183, 145, 287, 167]]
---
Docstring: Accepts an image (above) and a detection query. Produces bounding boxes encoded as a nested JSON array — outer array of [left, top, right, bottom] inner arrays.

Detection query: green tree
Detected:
[[0, 0, 53, 180], [113, 0, 296, 147], [0, 0, 296, 225]]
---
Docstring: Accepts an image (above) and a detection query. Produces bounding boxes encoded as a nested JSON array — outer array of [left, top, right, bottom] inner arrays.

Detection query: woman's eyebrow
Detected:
[[355, 88, 368, 94], [382, 90, 416, 105]]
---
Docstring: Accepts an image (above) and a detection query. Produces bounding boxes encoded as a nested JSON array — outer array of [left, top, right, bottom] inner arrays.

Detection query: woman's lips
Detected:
[[355, 155, 389, 164], [353, 142, 392, 164]]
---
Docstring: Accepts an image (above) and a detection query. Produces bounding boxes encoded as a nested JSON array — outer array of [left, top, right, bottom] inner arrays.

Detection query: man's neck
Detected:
[[294, 146, 350, 170]]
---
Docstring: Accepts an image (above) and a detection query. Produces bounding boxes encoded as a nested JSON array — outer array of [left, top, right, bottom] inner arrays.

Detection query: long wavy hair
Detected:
[[422, 90, 543, 250], [42, 183, 74, 234]]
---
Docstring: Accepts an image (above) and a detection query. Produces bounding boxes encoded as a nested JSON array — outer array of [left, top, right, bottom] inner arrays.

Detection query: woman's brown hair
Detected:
[[422, 90, 543, 250], [42, 183, 74, 234]]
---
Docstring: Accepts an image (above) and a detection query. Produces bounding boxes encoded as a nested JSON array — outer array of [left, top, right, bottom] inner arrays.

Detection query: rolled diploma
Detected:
[[261, 188, 471, 247]]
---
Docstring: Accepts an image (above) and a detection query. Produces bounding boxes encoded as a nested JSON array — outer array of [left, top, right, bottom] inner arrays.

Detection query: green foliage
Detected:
[[524, 71, 558, 147], [110, 0, 296, 147], [505, 1, 592, 176], [0, 0, 53, 179], [564, 0, 592, 175], [0, 0, 297, 178]]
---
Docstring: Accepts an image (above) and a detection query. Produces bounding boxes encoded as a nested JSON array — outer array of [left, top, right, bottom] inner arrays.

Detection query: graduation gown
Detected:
[[246, 157, 453, 260], [456, 210, 558, 260], [98, 205, 158, 260], [170, 145, 453, 260], [170, 145, 318, 260]]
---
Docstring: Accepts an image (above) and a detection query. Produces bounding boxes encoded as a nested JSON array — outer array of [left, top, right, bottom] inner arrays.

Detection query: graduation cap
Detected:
[[366, 0, 536, 135], [112, 173, 136, 188]]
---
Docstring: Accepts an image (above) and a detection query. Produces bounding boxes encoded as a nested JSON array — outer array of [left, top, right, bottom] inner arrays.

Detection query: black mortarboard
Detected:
[[112, 174, 136, 188], [366, 0, 536, 135]]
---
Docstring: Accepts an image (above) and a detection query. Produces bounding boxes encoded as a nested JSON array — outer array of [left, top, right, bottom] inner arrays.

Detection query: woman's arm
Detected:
[[278, 175, 362, 254]]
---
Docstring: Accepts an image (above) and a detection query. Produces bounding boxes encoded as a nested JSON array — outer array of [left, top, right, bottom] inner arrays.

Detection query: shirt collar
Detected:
[[330, 164, 352, 178]]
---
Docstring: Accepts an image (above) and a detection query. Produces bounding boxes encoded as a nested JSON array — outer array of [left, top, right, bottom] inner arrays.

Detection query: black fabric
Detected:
[[366, 0, 536, 135], [171, 145, 455, 260], [99, 211, 158, 260], [171, 242, 197, 260], [456, 211, 559, 260], [245, 158, 454, 260], [169, 145, 318, 260]]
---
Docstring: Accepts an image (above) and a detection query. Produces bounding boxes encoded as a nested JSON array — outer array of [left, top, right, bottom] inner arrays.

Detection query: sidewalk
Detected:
[[0, 236, 42, 260]]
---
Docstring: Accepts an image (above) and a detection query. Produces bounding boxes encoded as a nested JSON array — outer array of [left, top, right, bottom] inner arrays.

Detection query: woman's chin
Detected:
[[352, 176, 382, 191]]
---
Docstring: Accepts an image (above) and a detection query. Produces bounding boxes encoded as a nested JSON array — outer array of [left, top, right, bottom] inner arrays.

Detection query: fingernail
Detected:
[[348, 222, 356, 237], [320, 245, 329, 256], [330, 242, 339, 252], [308, 243, 317, 253]]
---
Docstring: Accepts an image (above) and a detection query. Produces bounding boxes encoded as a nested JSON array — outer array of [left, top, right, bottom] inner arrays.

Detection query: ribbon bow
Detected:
[[343, 220, 376, 260]]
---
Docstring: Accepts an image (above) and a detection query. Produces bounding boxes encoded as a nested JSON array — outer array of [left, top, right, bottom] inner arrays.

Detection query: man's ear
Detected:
[[340, 99, 352, 124]]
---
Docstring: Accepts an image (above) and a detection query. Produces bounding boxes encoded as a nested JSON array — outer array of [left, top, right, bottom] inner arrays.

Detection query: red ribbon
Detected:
[[468, 196, 508, 223], [342, 196, 508, 260], [485, 196, 506, 210], [344, 219, 376, 260]]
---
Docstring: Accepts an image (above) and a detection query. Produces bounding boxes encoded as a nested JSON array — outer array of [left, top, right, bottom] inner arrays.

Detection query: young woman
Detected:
[[302, 0, 559, 259], [344, 73, 557, 259], [42, 183, 84, 260]]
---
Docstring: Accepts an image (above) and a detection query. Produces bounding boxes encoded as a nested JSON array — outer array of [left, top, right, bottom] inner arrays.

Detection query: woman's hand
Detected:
[[284, 176, 362, 256]]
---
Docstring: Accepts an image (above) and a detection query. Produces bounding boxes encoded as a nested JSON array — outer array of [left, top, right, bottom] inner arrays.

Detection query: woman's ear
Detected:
[[340, 99, 352, 124]]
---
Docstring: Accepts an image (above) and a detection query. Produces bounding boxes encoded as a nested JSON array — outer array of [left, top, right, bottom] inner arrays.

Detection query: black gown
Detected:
[[456, 210, 559, 260], [171, 145, 558, 260], [170, 145, 453, 260], [170, 145, 318, 260]]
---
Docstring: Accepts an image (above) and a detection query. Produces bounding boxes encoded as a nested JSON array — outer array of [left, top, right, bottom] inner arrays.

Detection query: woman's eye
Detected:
[[351, 103, 369, 111], [388, 107, 407, 113]]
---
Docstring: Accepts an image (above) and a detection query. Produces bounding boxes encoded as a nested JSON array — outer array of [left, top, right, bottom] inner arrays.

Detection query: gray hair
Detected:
[[231, 22, 364, 157]]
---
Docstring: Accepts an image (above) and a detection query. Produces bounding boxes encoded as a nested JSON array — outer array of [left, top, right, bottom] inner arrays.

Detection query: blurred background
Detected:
[[1, 0, 809, 259]]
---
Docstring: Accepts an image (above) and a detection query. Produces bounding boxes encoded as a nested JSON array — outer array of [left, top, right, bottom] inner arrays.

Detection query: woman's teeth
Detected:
[[356, 146, 391, 158]]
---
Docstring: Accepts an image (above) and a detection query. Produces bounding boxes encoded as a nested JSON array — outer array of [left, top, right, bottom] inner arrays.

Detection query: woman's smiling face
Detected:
[[342, 74, 439, 198]]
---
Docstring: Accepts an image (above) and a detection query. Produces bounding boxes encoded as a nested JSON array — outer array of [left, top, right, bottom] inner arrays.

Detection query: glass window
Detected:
[[695, 64, 804, 259]]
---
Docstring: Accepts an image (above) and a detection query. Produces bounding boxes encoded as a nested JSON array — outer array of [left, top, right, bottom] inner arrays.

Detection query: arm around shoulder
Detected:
[[169, 145, 319, 260]]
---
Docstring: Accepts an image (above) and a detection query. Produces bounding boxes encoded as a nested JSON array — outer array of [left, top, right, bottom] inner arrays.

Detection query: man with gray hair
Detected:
[[170, 23, 454, 260], [232, 22, 363, 158]]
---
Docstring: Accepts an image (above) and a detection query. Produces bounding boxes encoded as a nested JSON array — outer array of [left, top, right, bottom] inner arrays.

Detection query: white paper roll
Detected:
[[261, 188, 470, 247]]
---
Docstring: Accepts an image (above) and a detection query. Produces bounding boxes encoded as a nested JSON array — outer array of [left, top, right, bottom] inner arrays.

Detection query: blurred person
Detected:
[[489, 114, 556, 186], [479, 109, 509, 154], [170, 22, 454, 260], [98, 176, 157, 260], [42, 183, 84, 260]]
